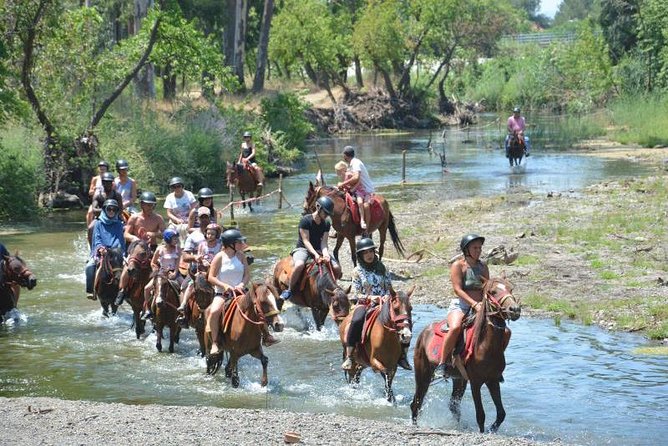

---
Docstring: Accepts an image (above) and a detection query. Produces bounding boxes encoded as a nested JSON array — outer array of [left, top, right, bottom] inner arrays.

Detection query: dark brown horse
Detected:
[[0, 254, 37, 322], [187, 267, 215, 356], [123, 240, 152, 339], [303, 183, 404, 265], [410, 277, 521, 432], [508, 133, 525, 167], [94, 247, 124, 317], [338, 286, 414, 402], [226, 161, 262, 211], [272, 257, 350, 330], [152, 273, 181, 353], [205, 282, 284, 387]]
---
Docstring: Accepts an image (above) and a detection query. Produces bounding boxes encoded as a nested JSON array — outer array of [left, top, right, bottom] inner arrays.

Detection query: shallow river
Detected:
[[1, 127, 666, 445]]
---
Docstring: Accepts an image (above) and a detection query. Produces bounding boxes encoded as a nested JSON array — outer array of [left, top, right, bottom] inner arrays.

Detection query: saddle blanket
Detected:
[[426, 319, 475, 365], [345, 193, 385, 228]]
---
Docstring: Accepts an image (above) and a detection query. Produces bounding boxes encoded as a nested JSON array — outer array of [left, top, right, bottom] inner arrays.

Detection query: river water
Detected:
[[1, 127, 666, 445]]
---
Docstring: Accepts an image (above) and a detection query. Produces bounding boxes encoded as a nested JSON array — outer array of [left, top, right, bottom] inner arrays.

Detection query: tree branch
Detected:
[[88, 14, 161, 130]]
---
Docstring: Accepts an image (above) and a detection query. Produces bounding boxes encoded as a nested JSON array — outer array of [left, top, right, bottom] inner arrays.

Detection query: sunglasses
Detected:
[[106, 207, 119, 212], [170, 184, 183, 189]]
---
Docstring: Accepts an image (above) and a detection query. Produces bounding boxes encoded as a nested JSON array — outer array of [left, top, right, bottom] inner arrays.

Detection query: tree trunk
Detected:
[[223, 0, 236, 67], [252, 0, 274, 93], [162, 65, 177, 101], [379, 67, 397, 99], [132, 0, 155, 98], [233, 0, 248, 90], [354, 55, 363, 88], [438, 74, 454, 114]]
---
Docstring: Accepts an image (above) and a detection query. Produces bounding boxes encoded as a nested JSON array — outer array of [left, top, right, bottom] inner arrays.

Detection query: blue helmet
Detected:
[[163, 228, 179, 244]]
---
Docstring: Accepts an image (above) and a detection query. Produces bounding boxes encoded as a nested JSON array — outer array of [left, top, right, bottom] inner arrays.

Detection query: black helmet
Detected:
[[221, 229, 247, 247], [243, 131, 252, 138], [513, 106, 521, 113], [168, 176, 184, 187], [315, 196, 334, 215], [140, 191, 157, 204], [102, 199, 119, 210], [198, 187, 214, 200], [98, 160, 109, 168], [356, 237, 377, 254], [101, 172, 115, 182], [460, 233, 485, 254], [115, 159, 129, 170]]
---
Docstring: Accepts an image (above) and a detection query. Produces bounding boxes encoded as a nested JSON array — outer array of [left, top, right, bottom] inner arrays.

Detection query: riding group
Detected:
[[1, 125, 523, 432]]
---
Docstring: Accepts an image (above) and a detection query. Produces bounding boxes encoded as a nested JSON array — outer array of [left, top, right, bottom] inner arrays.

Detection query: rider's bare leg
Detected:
[[288, 260, 305, 292], [178, 282, 193, 310], [439, 310, 464, 366], [363, 201, 371, 232], [207, 296, 224, 355], [254, 165, 265, 187], [141, 279, 154, 319], [357, 196, 367, 229]]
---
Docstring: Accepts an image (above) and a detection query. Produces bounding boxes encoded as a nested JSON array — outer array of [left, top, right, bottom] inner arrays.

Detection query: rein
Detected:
[[229, 289, 265, 326], [100, 251, 122, 285], [382, 296, 411, 332]]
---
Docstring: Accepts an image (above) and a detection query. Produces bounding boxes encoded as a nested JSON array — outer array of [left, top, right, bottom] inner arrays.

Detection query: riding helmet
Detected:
[[163, 228, 179, 244], [101, 172, 115, 182], [513, 106, 521, 113], [315, 196, 334, 215], [460, 234, 485, 255], [206, 223, 222, 238], [116, 159, 129, 171], [102, 199, 119, 210], [140, 191, 157, 204], [198, 187, 214, 200], [243, 131, 252, 138], [98, 160, 109, 168], [221, 228, 247, 247], [168, 176, 184, 187], [356, 237, 377, 254]]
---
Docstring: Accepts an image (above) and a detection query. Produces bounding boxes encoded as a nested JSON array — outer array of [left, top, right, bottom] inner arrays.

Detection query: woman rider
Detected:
[[341, 237, 412, 371], [237, 131, 264, 187], [439, 234, 511, 366], [188, 187, 218, 233], [206, 229, 278, 358]]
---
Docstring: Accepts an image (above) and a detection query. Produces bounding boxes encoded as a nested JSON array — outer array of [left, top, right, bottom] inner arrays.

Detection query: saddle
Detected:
[[344, 193, 385, 228], [426, 312, 477, 365]]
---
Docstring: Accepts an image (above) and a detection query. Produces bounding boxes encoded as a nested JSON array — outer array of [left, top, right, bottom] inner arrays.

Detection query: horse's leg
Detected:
[[155, 324, 163, 352], [312, 307, 326, 331], [449, 377, 467, 423], [101, 302, 109, 318], [251, 350, 269, 387], [470, 380, 486, 433], [383, 368, 397, 403], [377, 223, 388, 260], [410, 340, 435, 424], [487, 380, 506, 433], [240, 190, 246, 210], [332, 234, 345, 263], [229, 355, 241, 388], [370, 357, 387, 373], [168, 323, 177, 353], [347, 234, 356, 266]]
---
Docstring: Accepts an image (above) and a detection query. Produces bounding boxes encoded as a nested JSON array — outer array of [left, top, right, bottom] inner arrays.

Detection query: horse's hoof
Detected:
[[231, 376, 240, 387], [169, 346, 174, 353], [156, 343, 162, 352]]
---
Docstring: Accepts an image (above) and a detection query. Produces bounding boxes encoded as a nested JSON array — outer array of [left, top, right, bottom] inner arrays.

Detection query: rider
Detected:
[[341, 238, 412, 371], [188, 187, 218, 233], [113, 159, 138, 214], [207, 229, 278, 357], [88, 160, 109, 200], [279, 196, 341, 301], [85, 199, 126, 300], [87, 172, 124, 245], [439, 234, 511, 367], [163, 177, 197, 244], [339, 146, 374, 231], [142, 228, 181, 320], [114, 191, 165, 306], [505, 107, 531, 158], [238, 131, 265, 187]]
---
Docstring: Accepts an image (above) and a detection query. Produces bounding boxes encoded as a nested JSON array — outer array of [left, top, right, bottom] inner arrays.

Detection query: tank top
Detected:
[[159, 246, 180, 273], [215, 253, 244, 294], [241, 142, 256, 163], [463, 261, 485, 291], [92, 176, 104, 195], [114, 178, 133, 206], [198, 240, 222, 264]]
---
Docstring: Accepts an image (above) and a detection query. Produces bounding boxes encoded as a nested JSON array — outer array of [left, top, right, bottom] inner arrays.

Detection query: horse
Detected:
[[205, 282, 284, 387], [94, 247, 124, 317], [0, 254, 37, 322], [187, 266, 215, 356], [507, 133, 525, 167], [226, 161, 262, 211], [338, 286, 414, 402], [303, 182, 404, 265], [272, 257, 350, 330], [410, 277, 521, 433], [122, 240, 152, 339], [152, 272, 182, 353]]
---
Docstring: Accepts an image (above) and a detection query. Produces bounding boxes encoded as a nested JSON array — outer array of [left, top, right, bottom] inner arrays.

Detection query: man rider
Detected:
[[338, 146, 374, 231], [280, 196, 341, 300], [505, 107, 531, 158]]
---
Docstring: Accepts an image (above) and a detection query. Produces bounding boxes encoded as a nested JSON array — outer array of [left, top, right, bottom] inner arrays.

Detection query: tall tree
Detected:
[[599, 0, 639, 64], [133, 0, 156, 98], [252, 0, 273, 92]]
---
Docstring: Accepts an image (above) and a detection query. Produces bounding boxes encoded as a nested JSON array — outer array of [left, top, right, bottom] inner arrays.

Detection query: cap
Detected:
[[197, 206, 211, 217]]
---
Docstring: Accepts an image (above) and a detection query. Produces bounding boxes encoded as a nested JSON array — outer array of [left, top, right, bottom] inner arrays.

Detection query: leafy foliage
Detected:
[[260, 92, 314, 151]]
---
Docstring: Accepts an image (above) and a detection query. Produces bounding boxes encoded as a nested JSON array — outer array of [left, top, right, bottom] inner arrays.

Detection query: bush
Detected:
[[260, 93, 314, 150], [0, 125, 42, 220]]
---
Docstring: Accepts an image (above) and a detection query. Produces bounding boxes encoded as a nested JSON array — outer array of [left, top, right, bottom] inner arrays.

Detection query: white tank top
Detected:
[[114, 178, 133, 205], [215, 253, 244, 294], [159, 246, 180, 273]]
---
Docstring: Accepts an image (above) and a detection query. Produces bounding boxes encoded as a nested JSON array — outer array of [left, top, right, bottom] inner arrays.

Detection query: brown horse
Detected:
[[272, 257, 350, 330], [152, 273, 182, 353], [338, 286, 414, 402], [94, 247, 124, 317], [226, 161, 262, 211], [123, 240, 152, 339], [410, 277, 521, 432], [187, 267, 215, 356], [0, 254, 37, 322], [508, 133, 525, 167], [205, 282, 284, 387], [303, 183, 404, 265]]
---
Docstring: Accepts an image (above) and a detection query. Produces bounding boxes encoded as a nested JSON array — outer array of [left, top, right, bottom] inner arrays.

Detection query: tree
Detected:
[[554, 0, 600, 26], [599, 0, 639, 64], [252, 0, 274, 92], [636, 0, 668, 90]]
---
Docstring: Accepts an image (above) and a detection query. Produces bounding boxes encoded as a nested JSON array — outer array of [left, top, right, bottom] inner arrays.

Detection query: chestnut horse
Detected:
[[205, 282, 284, 387], [0, 254, 37, 322], [303, 183, 404, 265], [226, 161, 262, 211], [273, 257, 350, 330], [338, 286, 414, 402], [94, 247, 124, 317], [123, 240, 152, 339], [410, 277, 521, 433], [152, 273, 182, 353], [508, 133, 525, 167]]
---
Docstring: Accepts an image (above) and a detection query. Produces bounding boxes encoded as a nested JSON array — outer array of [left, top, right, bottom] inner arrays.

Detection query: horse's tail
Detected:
[[388, 211, 405, 258]]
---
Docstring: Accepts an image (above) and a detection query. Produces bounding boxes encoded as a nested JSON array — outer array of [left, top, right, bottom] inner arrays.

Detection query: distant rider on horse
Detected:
[[142, 228, 182, 320], [85, 199, 125, 300], [341, 237, 412, 371], [114, 159, 138, 214], [238, 131, 265, 187], [338, 146, 374, 231], [504, 107, 531, 158], [163, 177, 197, 244], [280, 196, 341, 301]]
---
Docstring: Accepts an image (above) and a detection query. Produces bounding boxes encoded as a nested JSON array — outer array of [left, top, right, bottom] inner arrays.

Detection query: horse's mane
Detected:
[[127, 239, 149, 255], [474, 277, 513, 344], [379, 291, 409, 326], [319, 185, 345, 199]]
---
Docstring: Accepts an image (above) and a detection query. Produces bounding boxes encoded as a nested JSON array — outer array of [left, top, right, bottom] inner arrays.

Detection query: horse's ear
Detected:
[[308, 181, 314, 191], [406, 284, 416, 299]]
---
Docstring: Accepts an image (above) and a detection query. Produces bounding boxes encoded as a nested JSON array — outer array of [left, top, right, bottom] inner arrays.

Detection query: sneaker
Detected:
[[176, 314, 188, 328], [257, 182, 263, 187], [86, 293, 96, 301], [280, 289, 292, 300], [114, 290, 126, 306], [341, 357, 353, 370], [141, 310, 153, 321], [360, 220, 367, 230]]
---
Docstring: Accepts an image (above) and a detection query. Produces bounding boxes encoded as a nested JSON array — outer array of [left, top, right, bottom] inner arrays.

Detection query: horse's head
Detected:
[[126, 240, 150, 278], [107, 247, 125, 283], [2, 254, 37, 290], [193, 269, 214, 310], [302, 181, 319, 215], [387, 285, 415, 344], [226, 161, 237, 187], [484, 276, 521, 321], [327, 284, 351, 325], [254, 281, 284, 333]]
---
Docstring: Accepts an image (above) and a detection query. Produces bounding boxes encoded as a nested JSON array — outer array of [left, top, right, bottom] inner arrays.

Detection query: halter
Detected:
[[99, 250, 123, 285], [1, 256, 32, 287], [127, 242, 151, 270], [383, 294, 412, 332]]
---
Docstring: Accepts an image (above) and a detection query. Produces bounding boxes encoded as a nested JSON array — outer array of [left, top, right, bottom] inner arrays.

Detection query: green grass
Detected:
[[513, 254, 539, 266], [599, 270, 621, 280], [608, 94, 668, 147]]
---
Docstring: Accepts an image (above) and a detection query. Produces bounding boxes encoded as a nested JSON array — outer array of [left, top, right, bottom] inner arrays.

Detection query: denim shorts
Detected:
[[447, 298, 471, 315]]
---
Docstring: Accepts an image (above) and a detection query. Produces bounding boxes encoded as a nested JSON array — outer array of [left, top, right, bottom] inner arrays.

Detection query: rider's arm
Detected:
[[88, 177, 97, 197], [339, 170, 359, 189], [150, 247, 161, 271], [187, 208, 197, 232], [237, 252, 250, 289], [319, 231, 330, 260], [124, 215, 139, 243], [299, 228, 320, 259]]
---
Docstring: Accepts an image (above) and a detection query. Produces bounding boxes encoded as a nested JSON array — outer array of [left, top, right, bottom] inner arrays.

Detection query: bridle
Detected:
[[383, 294, 412, 332], [1, 257, 34, 288]]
